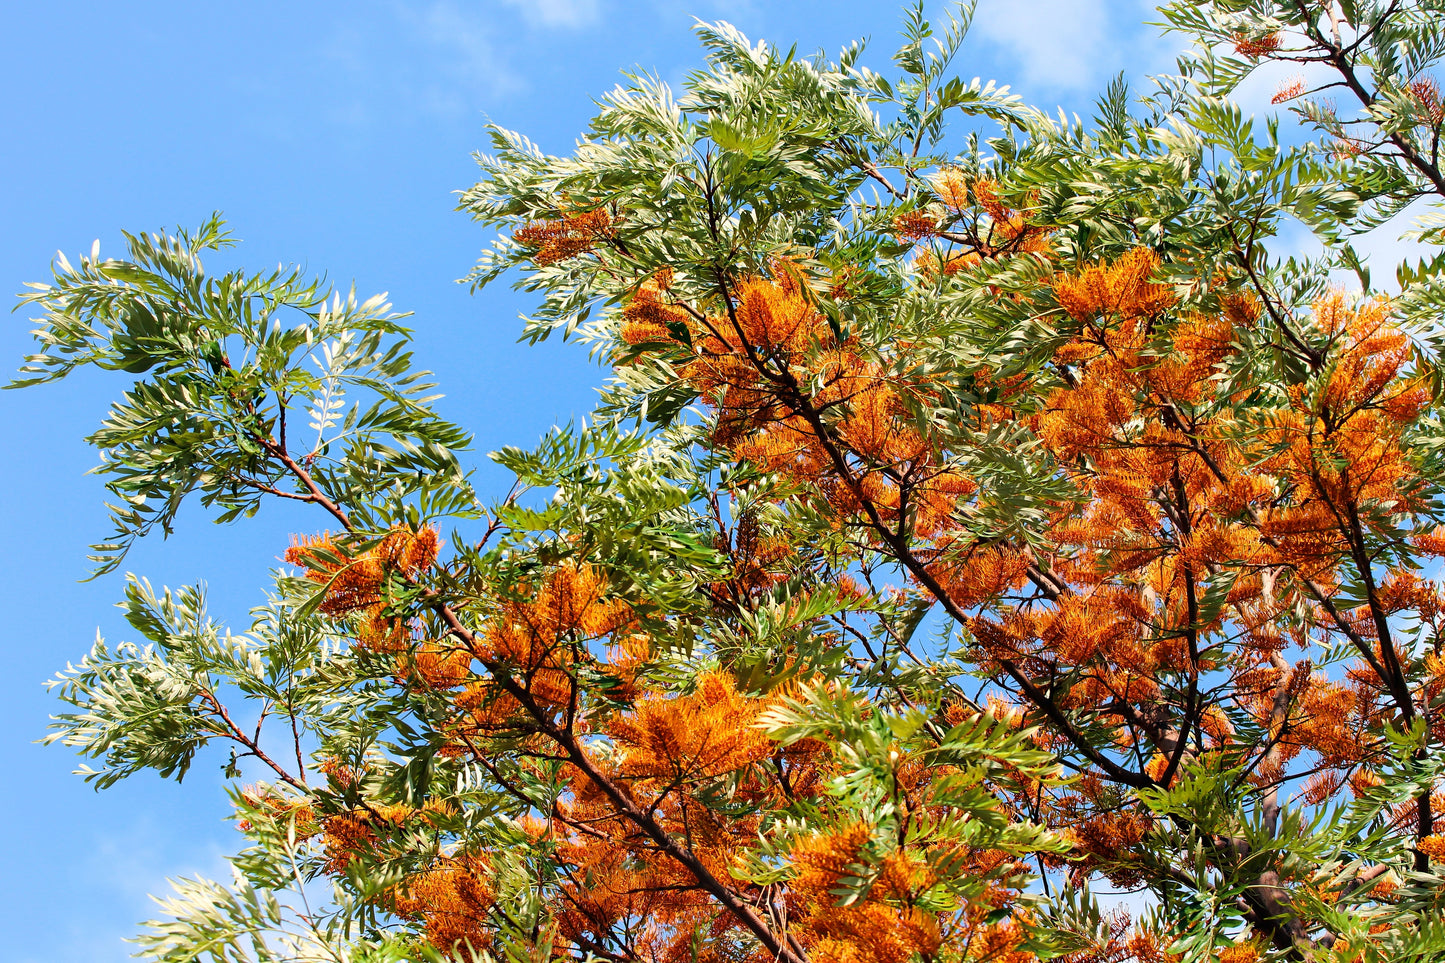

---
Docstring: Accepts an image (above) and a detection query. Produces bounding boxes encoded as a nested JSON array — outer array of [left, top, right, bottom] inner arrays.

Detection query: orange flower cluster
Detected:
[[889, 173, 1049, 264], [545, 671, 782, 960], [1257, 295, 1428, 573], [609, 671, 772, 782], [391, 854, 496, 952], [780, 806, 1082, 963], [1419, 834, 1445, 862], [934, 168, 971, 211], [970, 179, 1053, 256], [1409, 77, 1444, 123], [513, 208, 614, 265], [1233, 32, 1282, 57], [619, 268, 688, 346], [238, 783, 502, 953], [1272, 76, 1307, 104], [618, 266, 978, 546], [1052, 773, 1155, 888], [286, 526, 440, 656], [927, 543, 1030, 609], [791, 825, 943, 963], [1053, 247, 1175, 325], [287, 527, 439, 616], [892, 209, 941, 241], [447, 562, 632, 743], [320, 803, 413, 873]]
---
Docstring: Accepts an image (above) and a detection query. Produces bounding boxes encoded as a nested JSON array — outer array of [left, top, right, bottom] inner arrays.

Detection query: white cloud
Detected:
[[314, 0, 523, 124], [500, 0, 601, 29], [1353, 200, 1440, 291], [663, 0, 759, 21], [34, 815, 237, 963], [971, 0, 1174, 95], [410, 1, 522, 96], [1283, 198, 1441, 294], [972, 0, 1108, 91]]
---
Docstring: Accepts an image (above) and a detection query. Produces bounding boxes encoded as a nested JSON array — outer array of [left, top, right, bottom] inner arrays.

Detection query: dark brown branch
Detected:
[[427, 601, 806, 963], [199, 688, 307, 790]]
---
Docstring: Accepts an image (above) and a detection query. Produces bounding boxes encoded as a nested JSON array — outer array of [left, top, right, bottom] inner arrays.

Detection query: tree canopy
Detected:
[[14, 2, 1445, 961]]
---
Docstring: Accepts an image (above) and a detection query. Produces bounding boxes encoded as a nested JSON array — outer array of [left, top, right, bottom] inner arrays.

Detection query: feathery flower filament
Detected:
[[892, 209, 941, 241], [1233, 31, 1282, 58], [1272, 76, 1307, 103], [513, 208, 614, 265], [1410, 77, 1444, 123]]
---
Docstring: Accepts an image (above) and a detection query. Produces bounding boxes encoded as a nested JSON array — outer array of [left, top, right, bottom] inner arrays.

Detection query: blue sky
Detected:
[[0, 2, 1178, 958]]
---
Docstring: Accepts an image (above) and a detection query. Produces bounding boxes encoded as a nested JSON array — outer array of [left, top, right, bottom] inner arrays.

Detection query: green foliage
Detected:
[[17, 2, 1445, 961], [12, 217, 473, 576]]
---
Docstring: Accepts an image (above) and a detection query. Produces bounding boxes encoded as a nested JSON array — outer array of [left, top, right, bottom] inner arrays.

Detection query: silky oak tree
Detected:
[[15, 3, 1445, 961]]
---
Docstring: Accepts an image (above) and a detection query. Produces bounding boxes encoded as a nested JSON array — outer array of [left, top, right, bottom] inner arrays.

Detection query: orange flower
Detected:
[[1233, 32, 1281, 57], [933, 168, 970, 210], [619, 273, 690, 347], [285, 527, 441, 653], [1272, 76, 1307, 104], [1410, 77, 1444, 123], [609, 671, 772, 781], [513, 208, 613, 265], [392, 853, 495, 951], [893, 209, 940, 241], [1419, 835, 1445, 862], [1054, 247, 1175, 323]]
